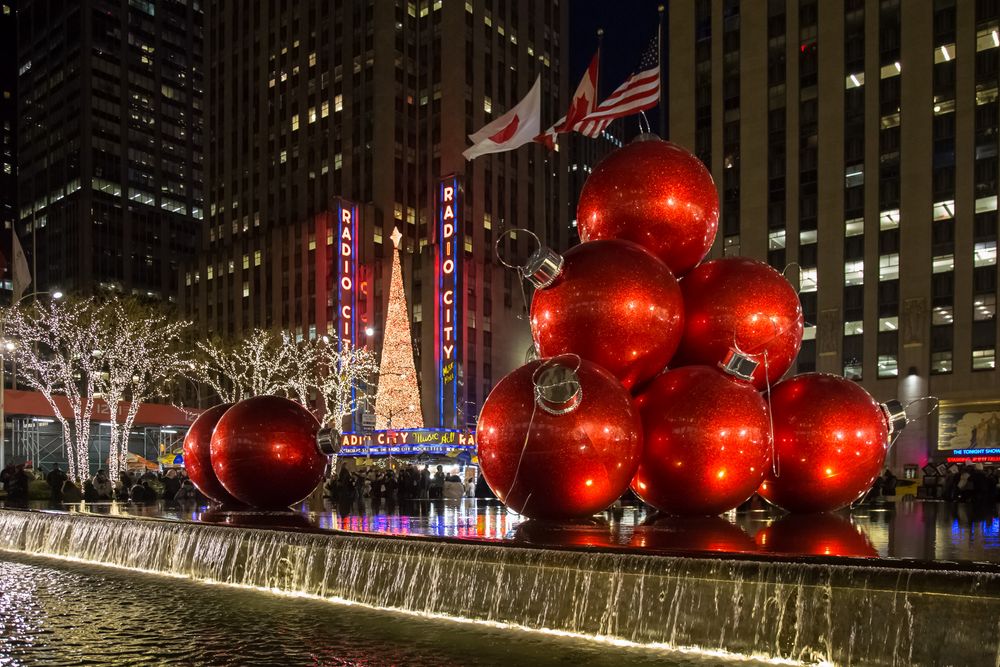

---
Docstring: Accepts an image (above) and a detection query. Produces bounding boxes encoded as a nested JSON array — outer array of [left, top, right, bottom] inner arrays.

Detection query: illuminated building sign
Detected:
[[947, 456, 1000, 464], [951, 448, 1000, 456], [435, 175, 463, 428], [339, 429, 477, 456], [336, 199, 359, 346]]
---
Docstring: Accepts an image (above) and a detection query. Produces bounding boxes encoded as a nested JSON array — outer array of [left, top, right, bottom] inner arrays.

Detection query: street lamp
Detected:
[[0, 290, 64, 471]]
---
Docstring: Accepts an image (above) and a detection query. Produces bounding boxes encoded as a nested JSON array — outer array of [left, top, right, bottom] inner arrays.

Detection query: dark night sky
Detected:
[[568, 0, 666, 136]]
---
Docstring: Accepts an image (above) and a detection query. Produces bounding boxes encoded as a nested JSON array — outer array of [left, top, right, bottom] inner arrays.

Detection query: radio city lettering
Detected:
[[441, 184, 456, 361], [337, 202, 358, 343], [339, 430, 477, 448]]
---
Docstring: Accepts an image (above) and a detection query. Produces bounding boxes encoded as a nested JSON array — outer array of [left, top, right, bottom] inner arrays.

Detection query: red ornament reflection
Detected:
[[631, 366, 772, 516], [755, 513, 878, 559], [630, 515, 757, 554], [477, 359, 643, 520], [182, 403, 242, 506], [673, 257, 804, 390], [514, 520, 622, 549], [576, 136, 719, 277], [759, 373, 889, 514], [530, 239, 684, 390], [210, 396, 327, 510]]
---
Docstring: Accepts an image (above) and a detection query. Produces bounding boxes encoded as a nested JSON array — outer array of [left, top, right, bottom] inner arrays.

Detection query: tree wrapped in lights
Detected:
[[374, 228, 424, 429], [284, 337, 377, 432], [5, 299, 103, 482], [188, 329, 297, 403], [96, 298, 190, 483]]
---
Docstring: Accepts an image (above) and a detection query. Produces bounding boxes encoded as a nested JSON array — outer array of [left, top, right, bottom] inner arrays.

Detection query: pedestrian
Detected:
[[419, 466, 431, 499], [6, 464, 30, 505], [430, 465, 445, 499], [46, 464, 68, 503], [0, 463, 14, 493], [61, 480, 83, 503], [162, 469, 181, 501], [91, 470, 114, 501]]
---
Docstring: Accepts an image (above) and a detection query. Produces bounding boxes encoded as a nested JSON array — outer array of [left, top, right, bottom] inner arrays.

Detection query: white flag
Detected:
[[463, 76, 542, 160], [12, 230, 31, 301]]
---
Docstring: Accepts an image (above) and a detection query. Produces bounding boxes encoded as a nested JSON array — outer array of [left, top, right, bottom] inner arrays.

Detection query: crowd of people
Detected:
[[938, 463, 1000, 503], [325, 464, 493, 509], [0, 462, 201, 506]]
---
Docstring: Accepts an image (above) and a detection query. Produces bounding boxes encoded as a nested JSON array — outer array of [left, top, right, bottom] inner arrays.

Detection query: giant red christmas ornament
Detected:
[[576, 136, 719, 276], [210, 396, 328, 510], [182, 403, 241, 506], [630, 362, 772, 516], [673, 257, 804, 391], [527, 239, 684, 390], [755, 513, 878, 559], [758, 373, 908, 514], [477, 356, 643, 520]]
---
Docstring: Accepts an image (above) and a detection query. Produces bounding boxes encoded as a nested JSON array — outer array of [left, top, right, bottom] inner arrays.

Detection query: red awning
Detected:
[[3, 389, 200, 427]]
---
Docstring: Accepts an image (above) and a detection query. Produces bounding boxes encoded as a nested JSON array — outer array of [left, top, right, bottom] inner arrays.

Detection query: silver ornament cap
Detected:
[[316, 427, 342, 456], [718, 348, 760, 383], [524, 244, 565, 289], [533, 360, 583, 416], [880, 399, 908, 436]]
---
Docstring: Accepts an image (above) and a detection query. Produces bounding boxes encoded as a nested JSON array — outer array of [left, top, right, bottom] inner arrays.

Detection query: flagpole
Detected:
[[658, 4, 667, 137], [596, 28, 604, 100]]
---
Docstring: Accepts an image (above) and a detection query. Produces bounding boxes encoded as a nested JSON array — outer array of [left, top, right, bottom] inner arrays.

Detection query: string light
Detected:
[[374, 229, 424, 430]]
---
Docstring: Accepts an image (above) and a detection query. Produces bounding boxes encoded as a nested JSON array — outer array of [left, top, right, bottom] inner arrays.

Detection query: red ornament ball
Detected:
[[210, 396, 327, 510], [630, 366, 772, 516], [530, 239, 684, 390], [477, 358, 643, 520], [673, 257, 804, 391], [759, 373, 890, 514], [183, 403, 241, 506], [755, 513, 878, 559], [577, 136, 719, 277]]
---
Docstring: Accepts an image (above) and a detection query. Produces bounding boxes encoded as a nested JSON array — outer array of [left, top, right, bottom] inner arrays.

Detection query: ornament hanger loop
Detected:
[[781, 262, 803, 295], [904, 396, 939, 422], [494, 227, 541, 272]]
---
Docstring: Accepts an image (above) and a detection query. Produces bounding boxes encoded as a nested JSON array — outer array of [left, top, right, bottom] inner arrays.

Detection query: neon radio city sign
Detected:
[[436, 176, 462, 426], [337, 201, 358, 344]]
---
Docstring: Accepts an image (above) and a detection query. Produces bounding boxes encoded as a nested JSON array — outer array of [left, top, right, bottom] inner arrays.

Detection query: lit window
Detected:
[[844, 260, 864, 286], [932, 254, 954, 273], [881, 112, 901, 128], [975, 196, 998, 213], [723, 235, 740, 256], [334, 153, 343, 170], [206, 266, 214, 280], [484, 213, 492, 229], [880, 61, 902, 79], [934, 43, 956, 64], [308, 107, 317, 123], [484, 97, 492, 114], [802, 325, 817, 340], [975, 241, 997, 267], [878, 355, 898, 378], [243, 281, 250, 298], [879, 316, 898, 332], [934, 99, 955, 115], [406, 207, 416, 224], [465, 1, 473, 13], [844, 320, 864, 335], [321, 101, 330, 118], [335, 95, 343, 112], [291, 114, 299, 131], [845, 72, 864, 89], [973, 349, 996, 370], [843, 360, 863, 380], [280, 150, 287, 164], [845, 217, 864, 237], [931, 351, 953, 374], [976, 25, 1000, 52], [799, 267, 818, 293], [768, 229, 786, 249], [975, 295, 996, 321], [879, 209, 899, 230], [800, 229, 817, 244], [879, 254, 899, 281], [845, 164, 864, 188], [228, 260, 235, 274], [977, 86, 999, 106], [242, 254, 249, 269], [394, 202, 403, 220], [932, 306, 954, 325], [933, 199, 955, 220], [309, 52, 317, 67]]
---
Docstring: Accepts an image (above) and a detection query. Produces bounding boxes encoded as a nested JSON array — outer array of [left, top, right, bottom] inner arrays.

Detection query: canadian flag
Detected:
[[462, 76, 542, 160], [536, 49, 600, 149]]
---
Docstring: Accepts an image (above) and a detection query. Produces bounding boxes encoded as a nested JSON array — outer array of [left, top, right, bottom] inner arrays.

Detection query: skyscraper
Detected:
[[186, 0, 569, 426], [664, 0, 999, 469], [0, 0, 17, 297], [17, 0, 204, 298]]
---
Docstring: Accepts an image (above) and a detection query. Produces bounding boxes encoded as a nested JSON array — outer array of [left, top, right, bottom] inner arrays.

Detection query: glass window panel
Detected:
[[799, 267, 818, 292], [879, 253, 900, 281], [932, 305, 954, 325], [877, 355, 898, 378], [974, 295, 996, 321], [844, 260, 865, 286], [845, 217, 865, 237], [879, 316, 898, 332], [933, 254, 955, 273], [844, 320, 864, 335], [879, 209, 900, 230], [973, 349, 996, 370], [974, 241, 997, 267], [931, 351, 953, 374]]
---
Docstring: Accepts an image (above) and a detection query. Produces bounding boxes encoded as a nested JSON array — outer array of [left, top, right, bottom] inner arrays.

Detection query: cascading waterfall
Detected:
[[1, 509, 998, 666]]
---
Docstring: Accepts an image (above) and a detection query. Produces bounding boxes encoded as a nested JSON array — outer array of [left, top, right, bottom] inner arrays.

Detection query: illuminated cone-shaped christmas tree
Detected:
[[374, 227, 424, 429]]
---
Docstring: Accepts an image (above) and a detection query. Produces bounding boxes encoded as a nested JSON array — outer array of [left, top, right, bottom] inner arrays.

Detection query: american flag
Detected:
[[578, 35, 660, 137]]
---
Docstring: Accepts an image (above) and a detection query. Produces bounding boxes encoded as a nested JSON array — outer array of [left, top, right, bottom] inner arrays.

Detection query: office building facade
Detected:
[[17, 0, 204, 298], [185, 0, 569, 426], [664, 0, 1000, 470]]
